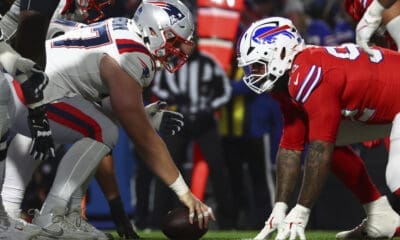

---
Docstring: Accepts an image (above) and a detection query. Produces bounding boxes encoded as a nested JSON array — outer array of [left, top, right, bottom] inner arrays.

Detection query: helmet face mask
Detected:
[[242, 60, 273, 94], [134, 0, 195, 73], [77, 0, 113, 23], [154, 29, 195, 73], [237, 17, 305, 93]]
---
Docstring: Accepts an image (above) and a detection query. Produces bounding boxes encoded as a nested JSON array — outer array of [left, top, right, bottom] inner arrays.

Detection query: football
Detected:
[[161, 207, 208, 240]]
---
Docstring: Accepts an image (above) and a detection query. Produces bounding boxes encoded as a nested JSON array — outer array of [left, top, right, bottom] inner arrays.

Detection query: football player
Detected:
[[0, 15, 57, 239], [4, 76, 184, 240], [0, 1, 164, 238], [237, 17, 400, 240], [5, 0, 213, 239]]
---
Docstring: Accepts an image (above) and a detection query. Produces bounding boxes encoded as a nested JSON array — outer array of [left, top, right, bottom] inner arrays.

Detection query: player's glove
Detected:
[[20, 65, 49, 106], [356, 0, 385, 61], [27, 105, 55, 161], [145, 101, 184, 136], [254, 202, 288, 240], [109, 196, 140, 239], [276, 204, 310, 240]]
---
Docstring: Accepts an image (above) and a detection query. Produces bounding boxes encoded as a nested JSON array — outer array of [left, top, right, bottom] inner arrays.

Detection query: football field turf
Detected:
[[107, 230, 400, 239]]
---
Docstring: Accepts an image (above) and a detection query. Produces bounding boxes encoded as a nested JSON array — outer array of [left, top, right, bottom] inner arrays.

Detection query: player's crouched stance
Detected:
[[235, 17, 400, 240]]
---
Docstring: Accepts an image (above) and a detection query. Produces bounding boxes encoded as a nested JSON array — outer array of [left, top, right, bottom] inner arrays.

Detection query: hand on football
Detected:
[[254, 202, 287, 240], [276, 204, 310, 240], [179, 191, 216, 229], [145, 101, 184, 135]]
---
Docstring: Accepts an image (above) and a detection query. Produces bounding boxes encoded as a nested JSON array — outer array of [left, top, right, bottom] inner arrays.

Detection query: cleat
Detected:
[[337, 197, 400, 239], [336, 219, 369, 239], [336, 215, 400, 239], [0, 216, 41, 240], [32, 207, 96, 240], [66, 208, 113, 240]]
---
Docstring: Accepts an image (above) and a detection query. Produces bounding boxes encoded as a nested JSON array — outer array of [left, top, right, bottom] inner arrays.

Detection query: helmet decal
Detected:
[[134, 0, 194, 73], [236, 17, 305, 94], [148, 1, 185, 25], [253, 24, 294, 44]]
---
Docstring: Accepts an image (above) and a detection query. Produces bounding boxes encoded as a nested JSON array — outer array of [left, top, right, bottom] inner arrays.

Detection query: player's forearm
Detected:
[[118, 109, 180, 186], [298, 140, 334, 208], [275, 148, 302, 203], [137, 134, 180, 186]]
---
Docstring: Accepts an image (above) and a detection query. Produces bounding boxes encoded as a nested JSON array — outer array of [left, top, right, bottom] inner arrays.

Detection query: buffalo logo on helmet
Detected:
[[148, 1, 185, 25], [252, 22, 295, 45]]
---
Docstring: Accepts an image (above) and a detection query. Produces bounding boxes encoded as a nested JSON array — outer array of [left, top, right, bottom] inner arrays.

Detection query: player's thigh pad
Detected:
[[46, 96, 119, 148], [336, 120, 391, 146], [10, 94, 119, 148]]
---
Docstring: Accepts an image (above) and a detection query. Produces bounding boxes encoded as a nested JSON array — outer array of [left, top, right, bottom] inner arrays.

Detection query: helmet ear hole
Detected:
[[149, 27, 157, 36], [280, 47, 286, 60]]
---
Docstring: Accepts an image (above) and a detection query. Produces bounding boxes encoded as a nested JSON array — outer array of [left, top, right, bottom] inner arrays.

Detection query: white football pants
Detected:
[[2, 73, 118, 216]]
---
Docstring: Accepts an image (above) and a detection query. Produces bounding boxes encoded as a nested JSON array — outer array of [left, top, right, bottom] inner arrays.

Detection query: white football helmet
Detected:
[[237, 17, 305, 94], [133, 0, 195, 73]]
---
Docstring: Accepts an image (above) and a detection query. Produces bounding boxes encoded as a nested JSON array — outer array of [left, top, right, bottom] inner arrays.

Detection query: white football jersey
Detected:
[[44, 17, 155, 104]]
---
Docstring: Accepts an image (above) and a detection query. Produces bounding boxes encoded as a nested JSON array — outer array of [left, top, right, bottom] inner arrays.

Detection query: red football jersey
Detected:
[[275, 44, 400, 149]]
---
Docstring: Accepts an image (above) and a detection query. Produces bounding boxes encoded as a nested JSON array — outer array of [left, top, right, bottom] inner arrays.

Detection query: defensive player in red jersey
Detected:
[[238, 17, 400, 240]]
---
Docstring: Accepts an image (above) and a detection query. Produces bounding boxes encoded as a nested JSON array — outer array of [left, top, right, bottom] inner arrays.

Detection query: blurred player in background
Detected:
[[237, 16, 400, 240]]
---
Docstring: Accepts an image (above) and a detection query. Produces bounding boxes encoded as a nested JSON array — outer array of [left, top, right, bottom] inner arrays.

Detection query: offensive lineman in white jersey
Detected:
[[0, 1, 142, 238], [4, 0, 214, 239]]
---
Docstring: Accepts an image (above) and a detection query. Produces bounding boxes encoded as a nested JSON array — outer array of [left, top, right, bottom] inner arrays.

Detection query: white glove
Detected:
[[254, 202, 288, 240], [276, 204, 310, 240], [356, 0, 385, 61], [145, 101, 184, 135]]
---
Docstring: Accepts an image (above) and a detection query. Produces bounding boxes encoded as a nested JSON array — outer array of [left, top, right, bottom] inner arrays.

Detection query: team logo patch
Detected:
[[252, 23, 295, 44], [138, 57, 150, 79], [148, 1, 185, 25]]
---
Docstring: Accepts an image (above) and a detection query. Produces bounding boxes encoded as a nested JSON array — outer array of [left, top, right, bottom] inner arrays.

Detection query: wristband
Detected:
[[169, 172, 189, 197], [273, 202, 288, 214]]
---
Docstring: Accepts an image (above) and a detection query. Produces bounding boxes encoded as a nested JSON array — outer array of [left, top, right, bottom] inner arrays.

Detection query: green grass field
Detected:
[[107, 230, 400, 239]]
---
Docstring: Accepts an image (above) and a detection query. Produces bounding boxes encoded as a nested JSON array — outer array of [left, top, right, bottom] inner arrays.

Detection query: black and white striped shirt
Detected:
[[152, 50, 232, 116]]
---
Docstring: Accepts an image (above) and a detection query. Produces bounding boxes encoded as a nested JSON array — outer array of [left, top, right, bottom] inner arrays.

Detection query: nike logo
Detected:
[[293, 74, 299, 86], [41, 226, 64, 237]]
